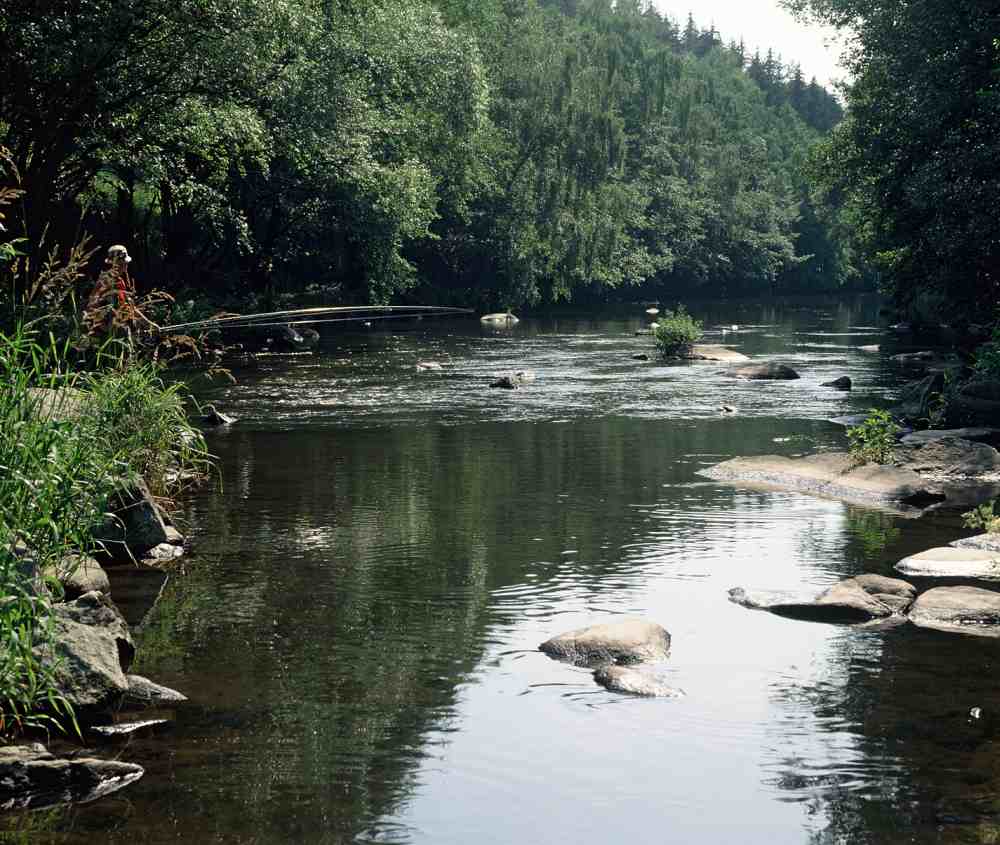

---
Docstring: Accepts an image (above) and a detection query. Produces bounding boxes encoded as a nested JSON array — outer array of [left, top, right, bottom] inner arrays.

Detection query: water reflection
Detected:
[[14, 299, 999, 844]]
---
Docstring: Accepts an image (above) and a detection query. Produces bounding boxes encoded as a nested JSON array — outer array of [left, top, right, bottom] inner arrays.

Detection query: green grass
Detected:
[[0, 326, 211, 738]]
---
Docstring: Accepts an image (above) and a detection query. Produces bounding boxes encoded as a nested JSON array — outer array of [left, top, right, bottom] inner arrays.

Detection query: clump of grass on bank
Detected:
[[0, 327, 210, 738], [847, 409, 900, 465], [653, 306, 702, 357]]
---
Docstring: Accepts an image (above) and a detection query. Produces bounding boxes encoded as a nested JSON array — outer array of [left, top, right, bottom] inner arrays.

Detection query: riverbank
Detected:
[[0, 329, 211, 809]]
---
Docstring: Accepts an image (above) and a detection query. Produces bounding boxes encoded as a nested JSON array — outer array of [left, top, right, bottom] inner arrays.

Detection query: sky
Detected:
[[651, 0, 847, 87]]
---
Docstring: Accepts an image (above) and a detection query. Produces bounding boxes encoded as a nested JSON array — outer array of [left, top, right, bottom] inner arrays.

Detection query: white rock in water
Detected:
[[895, 547, 1000, 579], [645, 307, 660, 315], [480, 312, 519, 325]]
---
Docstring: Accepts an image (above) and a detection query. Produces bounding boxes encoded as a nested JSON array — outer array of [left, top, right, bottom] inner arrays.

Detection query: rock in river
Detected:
[[908, 587, 1000, 637], [895, 547, 1000, 579], [0, 743, 144, 811], [951, 534, 1000, 553], [895, 437, 1000, 477], [35, 591, 135, 714], [124, 674, 188, 706], [682, 345, 750, 363], [821, 376, 852, 390], [593, 665, 683, 698], [43, 554, 110, 600], [728, 574, 916, 623], [726, 362, 799, 380], [490, 371, 535, 389], [700, 452, 943, 509], [540, 618, 671, 665]]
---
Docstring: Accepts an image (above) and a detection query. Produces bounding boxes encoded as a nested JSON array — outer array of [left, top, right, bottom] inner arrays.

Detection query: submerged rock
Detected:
[[821, 376, 852, 390], [700, 453, 943, 509], [540, 618, 671, 665], [124, 674, 188, 706], [490, 371, 535, 389], [726, 362, 799, 380], [91, 718, 170, 738], [632, 353, 650, 361], [908, 587, 1000, 637], [895, 547, 1000, 579], [951, 534, 1000, 553], [728, 574, 916, 623], [593, 665, 683, 698], [36, 591, 134, 714], [0, 743, 144, 811]]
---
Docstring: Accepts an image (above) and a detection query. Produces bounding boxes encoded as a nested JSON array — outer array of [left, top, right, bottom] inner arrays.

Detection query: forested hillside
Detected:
[[1, 0, 854, 310]]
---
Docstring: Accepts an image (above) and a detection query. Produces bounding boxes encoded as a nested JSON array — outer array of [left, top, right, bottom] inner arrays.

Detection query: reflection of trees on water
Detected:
[[766, 620, 1000, 844]]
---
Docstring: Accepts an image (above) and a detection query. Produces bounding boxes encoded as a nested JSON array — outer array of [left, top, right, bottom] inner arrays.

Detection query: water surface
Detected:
[[17, 299, 1000, 844]]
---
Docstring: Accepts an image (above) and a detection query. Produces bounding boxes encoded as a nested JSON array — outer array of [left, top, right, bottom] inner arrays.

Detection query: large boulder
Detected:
[[700, 453, 944, 508], [895, 547, 1000, 579], [0, 743, 144, 811], [35, 591, 135, 713], [895, 372, 945, 422], [908, 587, 1000, 637], [726, 362, 799, 380], [540, 618, 670, 665], [728, 574, 916, 623], [954, 379, 1000, 425], [895, 437, 1000, 477], [951, 534, 1000, 553], [92, 476, 169, 563], [593, 665, 683, 698]]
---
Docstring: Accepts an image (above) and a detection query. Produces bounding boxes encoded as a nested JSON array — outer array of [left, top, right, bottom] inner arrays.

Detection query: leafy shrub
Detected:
[[847, 409, 900, 465], [963, 501, 1000, 534], [973, 326, 1000, 379], [653, 306, 702, 356]]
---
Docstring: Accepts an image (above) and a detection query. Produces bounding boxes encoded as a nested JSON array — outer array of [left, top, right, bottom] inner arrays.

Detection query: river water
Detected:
[[20, 299, 1000, 844]]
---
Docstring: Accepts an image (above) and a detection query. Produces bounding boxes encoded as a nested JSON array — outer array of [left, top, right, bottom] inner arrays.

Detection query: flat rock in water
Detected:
[[908, 587, 1000, 637], [700, 452, 943, 508], [125, 674, 188, 706], [951, 534, 1000, 553], [726, 362, 799, 380], [540, 618, 670, 665], [91, 718, 170, 738], [891, 350, 962, 370], [0, 743, 144, 811], [683, 345, 749, 363], [490, 371, 535, 389], [728, 574, 916, 623], [895, 547, 1000, 579], [593, 665, 683, 698], [480, 312, 519, 326]]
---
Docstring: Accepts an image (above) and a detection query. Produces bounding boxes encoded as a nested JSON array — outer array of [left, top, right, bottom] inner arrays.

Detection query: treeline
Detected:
[[787, 0, 999, 325], [1, 0, 860, 311]]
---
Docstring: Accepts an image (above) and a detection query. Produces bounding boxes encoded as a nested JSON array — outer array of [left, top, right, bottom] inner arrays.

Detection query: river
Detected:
[[23, 298, 1000, 844]]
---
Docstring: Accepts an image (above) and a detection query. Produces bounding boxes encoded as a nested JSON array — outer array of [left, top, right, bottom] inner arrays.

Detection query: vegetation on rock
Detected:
[[847, 409, 900, 466], [653, 306, 703, 356]]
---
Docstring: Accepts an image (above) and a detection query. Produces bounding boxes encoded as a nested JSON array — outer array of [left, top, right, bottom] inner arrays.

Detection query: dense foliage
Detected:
[[1, 0, 854, 311], [653, 306, 702, 356], [786, 0, 1000, 325], [846, 409, 900, 465]]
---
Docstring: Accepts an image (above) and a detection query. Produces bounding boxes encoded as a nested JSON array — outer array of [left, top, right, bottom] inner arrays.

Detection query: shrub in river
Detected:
[[963, 500, 1000, 534], [0, 327, 211, 737], [847, 409, 900, 465], [652, 306, 702, 357]]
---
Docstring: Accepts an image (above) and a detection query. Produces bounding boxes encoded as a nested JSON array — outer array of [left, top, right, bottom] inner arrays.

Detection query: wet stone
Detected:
[[908, 587, 1000, 637], [593, 665, 683, 698], [540, 618, 671, 665], [895, 548, 1000, 580]]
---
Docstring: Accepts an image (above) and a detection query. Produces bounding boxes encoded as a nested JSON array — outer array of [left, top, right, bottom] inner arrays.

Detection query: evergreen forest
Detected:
[[1, 0, 854, 312]]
